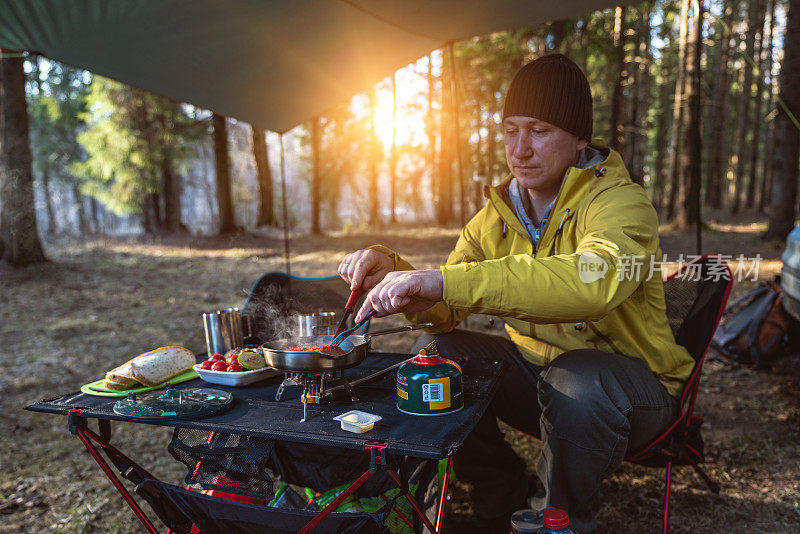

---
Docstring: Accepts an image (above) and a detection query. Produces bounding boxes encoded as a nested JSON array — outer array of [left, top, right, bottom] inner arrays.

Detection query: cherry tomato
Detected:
[[209, 354, 225, 362], [211, 361, 228, 372], [199, 360, 214, 370], [227, 363, 245, 373]]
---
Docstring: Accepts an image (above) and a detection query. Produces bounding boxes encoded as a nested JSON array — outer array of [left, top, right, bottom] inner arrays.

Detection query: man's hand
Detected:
[[338, 249, 395, 291], [354, 270, 444, 322]]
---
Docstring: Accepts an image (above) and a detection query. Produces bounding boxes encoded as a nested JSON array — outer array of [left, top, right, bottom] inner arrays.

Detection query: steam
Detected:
[[240, 280, 344, 345], [242, 283, 299, 343]]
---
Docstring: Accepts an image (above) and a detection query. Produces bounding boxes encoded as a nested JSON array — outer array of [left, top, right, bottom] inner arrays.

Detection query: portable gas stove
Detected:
[[275, 369, 359, 422]]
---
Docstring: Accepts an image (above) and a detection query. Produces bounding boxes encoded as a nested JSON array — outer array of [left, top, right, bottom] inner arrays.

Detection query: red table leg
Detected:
[[436, 457, 452, 532], [69, 412, 159, 534]]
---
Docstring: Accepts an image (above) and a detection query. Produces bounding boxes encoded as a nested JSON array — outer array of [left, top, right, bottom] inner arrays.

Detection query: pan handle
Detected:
[[362, 323, 433, 342]]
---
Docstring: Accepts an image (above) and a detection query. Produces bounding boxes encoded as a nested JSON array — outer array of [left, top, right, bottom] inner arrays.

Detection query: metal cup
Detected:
[[296, 312, 338, 337], [203, 307, 252, 355]]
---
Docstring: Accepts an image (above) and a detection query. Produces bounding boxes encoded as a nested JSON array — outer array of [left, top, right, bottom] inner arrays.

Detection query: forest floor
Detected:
[[1, 211, 799, 533]]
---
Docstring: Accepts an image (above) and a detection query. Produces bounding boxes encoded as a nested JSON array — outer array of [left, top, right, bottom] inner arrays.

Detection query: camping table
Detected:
[[26, 352, 505, 533]]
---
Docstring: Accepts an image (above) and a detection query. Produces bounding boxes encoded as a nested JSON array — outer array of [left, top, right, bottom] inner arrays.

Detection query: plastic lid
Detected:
[[113, 387, 233, 421], [542, 508, 569, 530]]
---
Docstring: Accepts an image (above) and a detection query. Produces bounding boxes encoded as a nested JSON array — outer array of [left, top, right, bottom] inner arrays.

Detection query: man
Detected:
[[338, 54, 691, 533]]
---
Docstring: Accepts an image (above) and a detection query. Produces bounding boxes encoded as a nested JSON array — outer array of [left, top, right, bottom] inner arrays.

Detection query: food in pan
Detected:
[[103, 346, 196, 390], [284, 344, 348, 356]]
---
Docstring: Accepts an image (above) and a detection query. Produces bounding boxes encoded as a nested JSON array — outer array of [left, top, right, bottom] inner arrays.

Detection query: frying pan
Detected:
[[260, 323, 432, 372]]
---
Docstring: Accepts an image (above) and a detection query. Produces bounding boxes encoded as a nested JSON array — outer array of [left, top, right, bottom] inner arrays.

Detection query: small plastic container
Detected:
[[333, 410, 382, 433], [193, 364, 280, 387]]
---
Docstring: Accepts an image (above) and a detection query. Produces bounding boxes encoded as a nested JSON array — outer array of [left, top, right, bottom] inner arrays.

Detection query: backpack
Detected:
[[711, 278, 790, 368]]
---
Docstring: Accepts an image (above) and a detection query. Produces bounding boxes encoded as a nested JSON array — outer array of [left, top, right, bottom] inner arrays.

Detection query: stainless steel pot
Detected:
[[260, 323, 432, 371], [202, 307, 252, 355], [296, 312, 338, 336]]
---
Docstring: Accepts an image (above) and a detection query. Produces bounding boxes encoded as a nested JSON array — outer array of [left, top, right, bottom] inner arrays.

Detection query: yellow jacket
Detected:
[[372, 142, 693, 397]]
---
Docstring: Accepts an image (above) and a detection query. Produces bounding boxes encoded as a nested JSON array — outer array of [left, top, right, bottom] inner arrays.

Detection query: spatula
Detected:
[[331, 310, 376, 347]]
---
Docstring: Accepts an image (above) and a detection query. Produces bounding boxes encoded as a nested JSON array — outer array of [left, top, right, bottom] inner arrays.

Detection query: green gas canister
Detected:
[[396, 342, 463, 416]]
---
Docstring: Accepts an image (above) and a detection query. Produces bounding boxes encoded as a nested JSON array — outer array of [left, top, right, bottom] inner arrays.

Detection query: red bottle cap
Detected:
[[542, 508, 569, 530]]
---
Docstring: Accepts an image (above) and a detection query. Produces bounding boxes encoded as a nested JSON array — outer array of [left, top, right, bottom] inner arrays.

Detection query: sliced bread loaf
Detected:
[[103, 346, 196, 389]]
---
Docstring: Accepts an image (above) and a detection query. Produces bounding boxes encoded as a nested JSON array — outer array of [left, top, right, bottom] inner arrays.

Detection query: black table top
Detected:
[[26, 352, 505, 460]]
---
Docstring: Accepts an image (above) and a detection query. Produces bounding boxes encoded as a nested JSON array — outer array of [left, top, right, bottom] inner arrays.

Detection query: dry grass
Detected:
[[2, 214, 799, 533]]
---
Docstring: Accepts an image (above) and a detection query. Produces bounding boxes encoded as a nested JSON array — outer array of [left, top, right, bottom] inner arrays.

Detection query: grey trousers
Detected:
[[414, 329, 679, 533]]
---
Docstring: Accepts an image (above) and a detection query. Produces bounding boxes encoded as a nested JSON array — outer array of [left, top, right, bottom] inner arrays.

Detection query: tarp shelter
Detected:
[[0, 0, 632, 133]]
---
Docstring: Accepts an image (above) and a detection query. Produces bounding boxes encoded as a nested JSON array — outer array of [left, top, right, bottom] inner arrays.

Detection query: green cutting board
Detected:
[[80, 368, 199, 397]]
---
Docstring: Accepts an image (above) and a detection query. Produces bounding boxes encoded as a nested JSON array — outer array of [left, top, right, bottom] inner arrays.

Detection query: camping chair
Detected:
[[624, 254, 733, 534]]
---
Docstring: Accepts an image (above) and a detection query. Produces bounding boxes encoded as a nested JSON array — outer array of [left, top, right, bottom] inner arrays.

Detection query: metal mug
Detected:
[[296, 312, 338, 337], [203, 307, 253, 356]]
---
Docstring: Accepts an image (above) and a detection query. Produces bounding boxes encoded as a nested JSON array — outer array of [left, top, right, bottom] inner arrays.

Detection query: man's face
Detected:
[[503, 116, 588, 196]]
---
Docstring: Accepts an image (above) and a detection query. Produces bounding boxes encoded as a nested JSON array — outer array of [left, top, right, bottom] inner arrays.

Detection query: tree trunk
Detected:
[[681, 0, 704, 228], [627, 2, 652, 186], [89, 196, 100, 234], [156, 107, 183, 234], [368, 88, 380, 226], [0, 50, 46, 264], [251, 125, 277, 226], [437, 49, 454, 225], [449, 43, 466, 226], [41, 164, 56, 234], [141, 193, 160, 234], [667, 0, 690, 221], [764, 0, 800, 240], [748, 0, 771, 209], [653, 64, 672, 212], [72, 183, 88, 234], [676, 1, 701, 228], [732, 0, 764, 214], [33, 55, 56, 235], [161, 151, 183, 233], [707, 0, 735, 209], [390, 73, 398, 224], [213, 113, 235, 233], [487, 84, 499, 189], [427, 54, 437, 222], [310, 117, 322, 235], [474, 98, 484, 211], [759, 0, 777, 213], [549, 19, 567, 53], [609, 6, 627, 153]]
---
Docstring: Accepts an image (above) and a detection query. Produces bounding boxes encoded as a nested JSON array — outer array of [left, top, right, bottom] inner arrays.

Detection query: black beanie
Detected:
[[502, 54, 593, 141]]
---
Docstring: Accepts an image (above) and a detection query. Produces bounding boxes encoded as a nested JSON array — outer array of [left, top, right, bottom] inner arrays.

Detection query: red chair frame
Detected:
[[624, 254, 733, 533]]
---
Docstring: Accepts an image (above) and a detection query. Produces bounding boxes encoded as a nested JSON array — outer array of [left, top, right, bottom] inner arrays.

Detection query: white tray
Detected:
[[192, 364, 281, 387], [333, 410, 382, 433]]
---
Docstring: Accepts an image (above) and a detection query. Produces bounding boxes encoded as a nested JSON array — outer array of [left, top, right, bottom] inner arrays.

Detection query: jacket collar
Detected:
[[484, 141, 623, 242]]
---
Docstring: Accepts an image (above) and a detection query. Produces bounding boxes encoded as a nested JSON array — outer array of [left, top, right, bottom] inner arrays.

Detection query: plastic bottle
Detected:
[[304, 484, 364, 513], [538, 508, 576, 534]]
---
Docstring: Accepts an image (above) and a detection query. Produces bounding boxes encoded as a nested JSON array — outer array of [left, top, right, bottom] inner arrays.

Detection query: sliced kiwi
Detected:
[[237, 350, 266, 370]]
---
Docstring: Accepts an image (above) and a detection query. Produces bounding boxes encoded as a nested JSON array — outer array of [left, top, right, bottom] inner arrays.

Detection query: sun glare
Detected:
[[370, 61, 430, 149]]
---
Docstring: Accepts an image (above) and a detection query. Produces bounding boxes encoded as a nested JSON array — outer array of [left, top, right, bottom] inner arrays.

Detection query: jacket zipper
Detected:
[[533, 173, 572, 257], [552, 208, 570, 255]]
